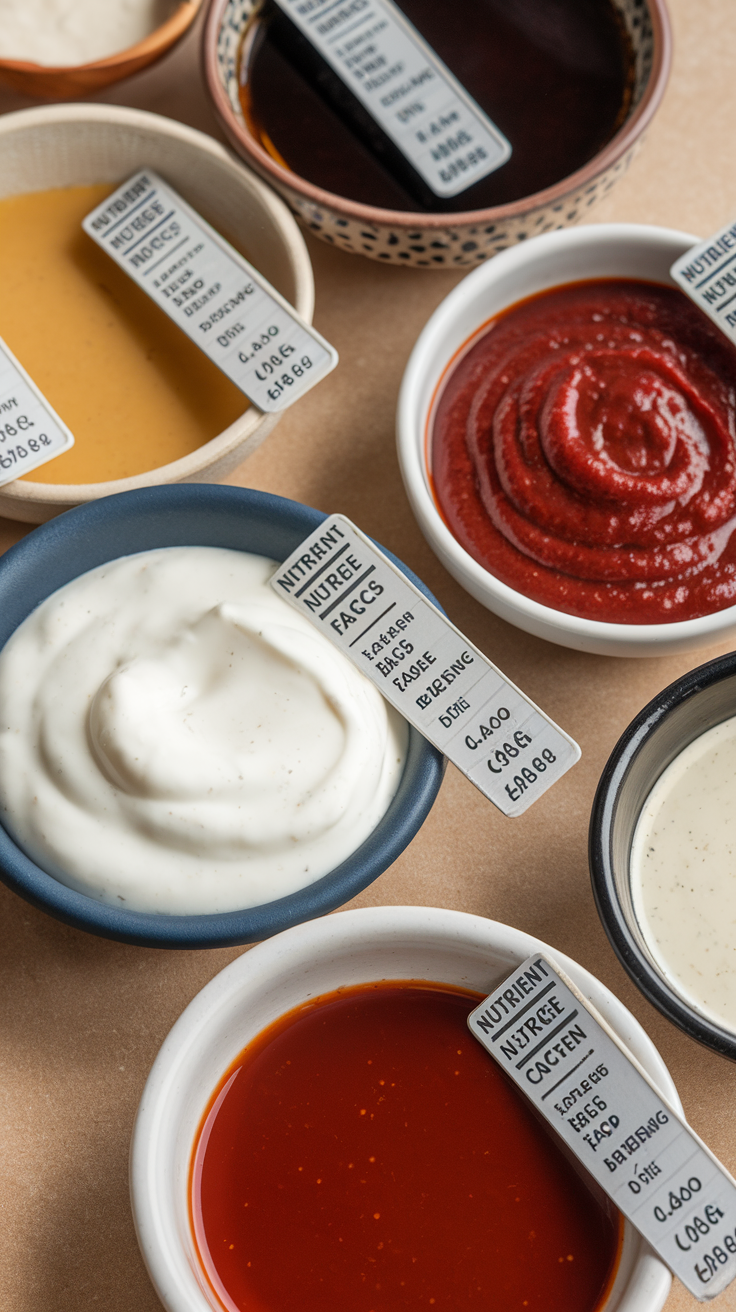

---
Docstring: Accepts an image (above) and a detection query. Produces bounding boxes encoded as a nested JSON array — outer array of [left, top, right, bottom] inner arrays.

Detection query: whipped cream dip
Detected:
[[0, 548, 407, 915], [631, 714, 736, 1033], [0, 0, 177, 66]]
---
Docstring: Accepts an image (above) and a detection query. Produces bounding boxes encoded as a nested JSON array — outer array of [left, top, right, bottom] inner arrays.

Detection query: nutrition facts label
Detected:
[[671, 218, 736, 348], [469, 957, 736, 1301], [83, 172, 338, 413], [272, 515, 579, 817], [270, 0, 511, 199], [0, 336, 74, 487]]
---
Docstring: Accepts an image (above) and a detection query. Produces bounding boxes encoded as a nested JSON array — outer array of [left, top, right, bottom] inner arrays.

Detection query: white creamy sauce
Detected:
[[0, 548, 407, 915], [631, 714, 736, 1033], [0, 0, 177, 66]]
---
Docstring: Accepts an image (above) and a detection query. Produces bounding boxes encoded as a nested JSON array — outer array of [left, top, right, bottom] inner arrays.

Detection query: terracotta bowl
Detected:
[[0, 0, 203, 100], [203, 0, 672, 270], [0, 103, 315, 525]]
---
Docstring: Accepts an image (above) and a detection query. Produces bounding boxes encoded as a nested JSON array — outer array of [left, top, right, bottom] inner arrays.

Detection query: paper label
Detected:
[[271, 515, 579, 816], [469, 956, 736, 1301], [82, 171, 338, 414], [0, 337, 74, 487], [671, 219, 736, 347], [270, 0, 511, 199]]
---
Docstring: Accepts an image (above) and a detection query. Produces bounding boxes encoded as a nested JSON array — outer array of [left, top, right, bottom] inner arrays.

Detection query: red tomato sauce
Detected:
[[190, 981, 622, 1312], [431, 280, 736, 624]]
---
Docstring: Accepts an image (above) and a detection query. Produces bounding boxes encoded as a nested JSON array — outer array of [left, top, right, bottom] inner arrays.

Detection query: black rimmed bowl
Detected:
[[589, 652, 736, 1061], [0, 485, 444, 949]]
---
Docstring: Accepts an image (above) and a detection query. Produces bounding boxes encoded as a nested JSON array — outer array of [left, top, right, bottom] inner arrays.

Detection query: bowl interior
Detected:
[[590, 653, 736, 1059], [131, 907, 678, 1312], [209, 0, 658, 217], [415, 227, 695, 500], [0, 108, 300, 303], [396, 223, 736, 657], [0, 485, 444, 948], [0, 106, 315, 519], [0, 0, 202, 99]]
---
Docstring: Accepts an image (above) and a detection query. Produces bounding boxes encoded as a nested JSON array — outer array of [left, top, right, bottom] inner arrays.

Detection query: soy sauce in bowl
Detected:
[[239, 0, 634, 213]]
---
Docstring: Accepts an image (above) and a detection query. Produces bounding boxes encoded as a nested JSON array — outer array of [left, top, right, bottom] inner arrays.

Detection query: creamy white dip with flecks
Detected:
[[0, 0, 177, 66], [0, 548, 406, 915], [631, 714, 736, 1033]]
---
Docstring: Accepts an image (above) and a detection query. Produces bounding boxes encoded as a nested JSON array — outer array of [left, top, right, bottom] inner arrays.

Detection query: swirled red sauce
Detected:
[[431, 280, 736, 623]]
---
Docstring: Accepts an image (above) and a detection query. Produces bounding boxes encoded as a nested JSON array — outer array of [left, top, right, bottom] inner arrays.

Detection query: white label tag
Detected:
[[270, 0, 511, 199], [671, 219, 736, 346], [0, 337, 74, 487], [469, 956, 736, 1301], [82, 171, 338, 414], [271, 515, 579, 816]]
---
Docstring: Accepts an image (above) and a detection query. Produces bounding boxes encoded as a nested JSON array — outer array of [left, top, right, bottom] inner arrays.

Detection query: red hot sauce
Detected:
[[431, 280, 736, 624], [191, 981, 621, 1312]]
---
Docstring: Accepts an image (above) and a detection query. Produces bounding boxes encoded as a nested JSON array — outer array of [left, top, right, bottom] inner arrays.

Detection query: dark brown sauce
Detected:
[[240, 0, 634, 213]]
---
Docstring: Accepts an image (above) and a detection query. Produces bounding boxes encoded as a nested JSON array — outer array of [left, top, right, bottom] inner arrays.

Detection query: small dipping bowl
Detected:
[[0, 102, 315, 525], [131, 905, 680, 1312], [204, 0, 671, 268], [397, 222, 736, 658], [0, 485, 444, 948], [0, 0, 203, 99], [590, 651, 736, 1063]]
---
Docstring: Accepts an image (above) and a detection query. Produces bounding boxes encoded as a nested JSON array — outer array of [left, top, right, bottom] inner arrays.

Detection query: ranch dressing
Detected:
[[631, 715, 736, 1033], [0, 0, 177, 66], [0, 548, 407, 915]]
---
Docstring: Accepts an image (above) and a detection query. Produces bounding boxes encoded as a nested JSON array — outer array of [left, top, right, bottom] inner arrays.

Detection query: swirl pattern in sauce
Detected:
[[432, 281, 736, 623]]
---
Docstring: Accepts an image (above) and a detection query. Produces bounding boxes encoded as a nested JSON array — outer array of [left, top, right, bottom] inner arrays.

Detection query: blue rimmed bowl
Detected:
[[0, 484, 444, 948]]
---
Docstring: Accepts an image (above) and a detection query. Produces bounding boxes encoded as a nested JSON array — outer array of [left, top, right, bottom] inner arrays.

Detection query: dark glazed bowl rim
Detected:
[[589, 650, 736, 1062], [0, 485, 445, 949], [202, 0, 673, 230]]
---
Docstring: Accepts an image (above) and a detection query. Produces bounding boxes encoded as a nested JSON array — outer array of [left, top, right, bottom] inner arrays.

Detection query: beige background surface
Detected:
[[0, 2, 735, 1308]]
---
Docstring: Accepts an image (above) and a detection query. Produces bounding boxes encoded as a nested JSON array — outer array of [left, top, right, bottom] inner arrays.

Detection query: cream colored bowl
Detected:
[[0, 103, 315, 524], [397, 223, 736, 658]]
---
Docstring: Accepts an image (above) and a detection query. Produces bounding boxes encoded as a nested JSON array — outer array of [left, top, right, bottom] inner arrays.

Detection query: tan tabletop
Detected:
[[1, 4, 735, 1308]]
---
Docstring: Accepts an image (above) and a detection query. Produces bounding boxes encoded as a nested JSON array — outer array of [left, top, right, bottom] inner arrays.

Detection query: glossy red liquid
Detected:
[[431, 280, 736, 623], [191, 982, 621, 1312]]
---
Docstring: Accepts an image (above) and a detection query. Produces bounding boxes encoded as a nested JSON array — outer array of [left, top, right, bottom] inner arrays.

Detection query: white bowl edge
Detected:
[[397, 223, 736, 657], [130, 906, 679, 1312]]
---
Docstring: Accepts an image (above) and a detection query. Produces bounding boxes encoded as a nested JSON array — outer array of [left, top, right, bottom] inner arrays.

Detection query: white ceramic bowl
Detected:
[[0, 0, 203, 99], [131, 905, 679, 1312], [0, 103, 315, 524], [397, 223, 736, 658]]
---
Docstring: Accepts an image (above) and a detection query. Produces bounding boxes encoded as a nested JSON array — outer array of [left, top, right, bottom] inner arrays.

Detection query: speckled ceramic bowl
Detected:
[[203, 0, 671, 269]]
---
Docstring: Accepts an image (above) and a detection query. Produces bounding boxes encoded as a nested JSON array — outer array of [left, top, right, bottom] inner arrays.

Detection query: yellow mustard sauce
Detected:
[[0, 183, 248, 485]]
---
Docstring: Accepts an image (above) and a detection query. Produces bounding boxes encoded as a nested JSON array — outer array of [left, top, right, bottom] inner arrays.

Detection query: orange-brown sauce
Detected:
[[0, 184, 246, 485], [191, 981, 622, 1311]]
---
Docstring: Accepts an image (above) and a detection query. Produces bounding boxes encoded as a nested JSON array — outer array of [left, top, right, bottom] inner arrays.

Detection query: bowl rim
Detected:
[[0, 0, 203, 74], [0, 484, 444, 948], [396, 221, 736, 650], [130, 904, 680, 1312], [0, 102, 315, 511], [589, 649, 736, 1063], [202, 0, 672, 231]]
